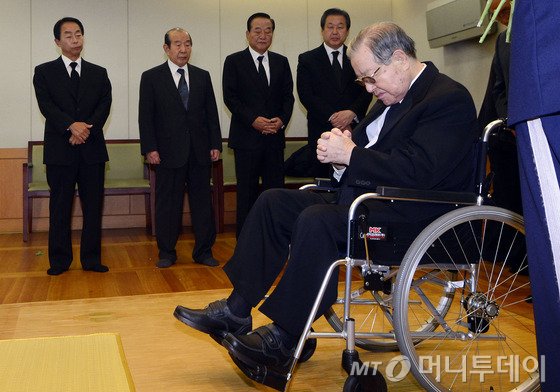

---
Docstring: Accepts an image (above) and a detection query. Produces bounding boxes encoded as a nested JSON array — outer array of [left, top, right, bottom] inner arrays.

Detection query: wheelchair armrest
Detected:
[[375, 186, 478, 205], [299, 178, 338, 193]]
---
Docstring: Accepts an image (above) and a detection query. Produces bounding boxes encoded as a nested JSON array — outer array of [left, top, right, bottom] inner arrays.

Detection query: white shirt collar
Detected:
[[408, 63, 426, 91], [167, 59, 188, 76], [248, 46, 268, 63], [323, 43, 343, 56], [61, 55, 81, 75]]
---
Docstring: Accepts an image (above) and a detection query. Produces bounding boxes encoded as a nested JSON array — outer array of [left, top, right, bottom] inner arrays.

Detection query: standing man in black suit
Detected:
[[139, 28, 222, 268], [478, 0, 521, 214], [33, 17, 112, 276], [174, 22, 478, 389], [222, 12, 294, 237], [295, 8, 372, 178]]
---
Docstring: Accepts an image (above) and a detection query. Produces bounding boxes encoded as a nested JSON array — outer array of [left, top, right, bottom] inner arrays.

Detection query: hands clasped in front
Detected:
[[316, 128, 356, 168], [252, 116, 284, 135], [68, 121, 92, 145]]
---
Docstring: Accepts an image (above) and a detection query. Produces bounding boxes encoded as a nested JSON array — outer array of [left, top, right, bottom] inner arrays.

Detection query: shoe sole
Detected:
[[223, 333, 316, 366], [227, 351, 289, 391], [173, 308, 251, 345]]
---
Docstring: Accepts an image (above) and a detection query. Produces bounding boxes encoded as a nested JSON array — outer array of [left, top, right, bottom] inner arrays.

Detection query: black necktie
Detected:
[[257, 56, 268, 87], [332, 51, 342, 89], [177, 68, 189, 110], [70, 62, 79, 94]]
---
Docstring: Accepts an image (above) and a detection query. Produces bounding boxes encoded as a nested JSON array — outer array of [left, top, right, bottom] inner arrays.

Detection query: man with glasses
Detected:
[[289, 8, 371, 178], [174, 22, 478, 389]]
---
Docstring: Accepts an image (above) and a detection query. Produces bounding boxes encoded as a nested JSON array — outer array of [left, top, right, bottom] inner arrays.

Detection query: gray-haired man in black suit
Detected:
[[139, 28, 222, 268]]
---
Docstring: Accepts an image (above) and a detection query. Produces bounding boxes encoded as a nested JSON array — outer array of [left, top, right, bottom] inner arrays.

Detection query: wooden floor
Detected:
[[0, 227, 235, 304], [0, 227, 535, 391], [0, 227, 425, 391]]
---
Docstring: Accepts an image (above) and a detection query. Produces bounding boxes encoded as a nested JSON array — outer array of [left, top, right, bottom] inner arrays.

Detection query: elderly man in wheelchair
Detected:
[[174, 22, 535, 392]]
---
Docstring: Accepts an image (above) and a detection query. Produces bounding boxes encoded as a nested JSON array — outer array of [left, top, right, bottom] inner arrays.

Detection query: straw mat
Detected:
[[0, 333, 134, 391]]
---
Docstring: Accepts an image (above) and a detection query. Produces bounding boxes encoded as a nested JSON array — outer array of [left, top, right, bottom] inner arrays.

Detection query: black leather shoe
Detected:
[[227, 351, 289, 392], [156, 258, 176, 268], [194, 257, 219, 267], [223, 324, 294, 369], [47, 267, 68, 276], [173, 299, 252, 343], [83, 264, 109, 273]]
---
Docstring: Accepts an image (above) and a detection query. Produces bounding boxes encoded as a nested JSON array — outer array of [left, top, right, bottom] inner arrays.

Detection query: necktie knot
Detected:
[[177, 68, 185, 76], [70, 62, 78, 71], [332, 51, 339, 62]]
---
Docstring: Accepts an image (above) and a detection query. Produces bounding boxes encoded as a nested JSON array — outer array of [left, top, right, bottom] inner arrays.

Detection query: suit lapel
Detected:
[[245, 48, 270, 96], [319, 45, 354, 93], [353, 102, 386, 147], [376, 62, 437, 143], [159, 63, 186, 111], [55, 57, 78, 100], [341, 46, 354, 89], [186, 64, 200, 112], [317, 46, 340, 92], [77, 60, 90, 101]]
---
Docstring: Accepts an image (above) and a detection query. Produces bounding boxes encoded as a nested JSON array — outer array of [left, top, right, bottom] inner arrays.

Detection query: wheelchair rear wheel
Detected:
[[394, 206, 538, 392]]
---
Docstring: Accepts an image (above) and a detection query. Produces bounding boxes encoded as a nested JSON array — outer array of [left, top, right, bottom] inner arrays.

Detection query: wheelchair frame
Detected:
[[282, 120, 537, 391]]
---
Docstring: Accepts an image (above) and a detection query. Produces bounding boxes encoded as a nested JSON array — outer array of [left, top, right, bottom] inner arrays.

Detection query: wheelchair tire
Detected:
[[393, 206, 539, 392]]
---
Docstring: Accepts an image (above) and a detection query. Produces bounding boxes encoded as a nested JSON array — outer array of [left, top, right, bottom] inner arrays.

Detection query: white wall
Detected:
[[0, 0, 499, 148], [392, 0, 498, 110]]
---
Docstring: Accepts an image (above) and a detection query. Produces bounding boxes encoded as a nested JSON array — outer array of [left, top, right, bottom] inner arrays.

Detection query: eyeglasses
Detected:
[[355, 65, 382, 87]]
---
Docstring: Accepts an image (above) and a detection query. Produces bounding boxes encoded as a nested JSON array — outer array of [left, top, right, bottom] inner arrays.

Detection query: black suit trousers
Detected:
[[222, 189, 340, 336], [224, 188, 418, 336], [46, 159, 105, 268], [233, 146, 284, 237], [154, 154, 216, 263]]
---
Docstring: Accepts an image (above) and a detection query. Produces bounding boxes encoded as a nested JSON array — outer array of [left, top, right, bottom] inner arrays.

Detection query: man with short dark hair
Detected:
[[139, 28, 222, 268], [291, 8, 372, 177], [222, 12, 294, 237], [175, 22, 478, 390], [33, 17, 112, 275]]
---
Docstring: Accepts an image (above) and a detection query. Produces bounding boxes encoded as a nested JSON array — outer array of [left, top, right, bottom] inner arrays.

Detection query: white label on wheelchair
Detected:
[[359, 226, 388, 241]]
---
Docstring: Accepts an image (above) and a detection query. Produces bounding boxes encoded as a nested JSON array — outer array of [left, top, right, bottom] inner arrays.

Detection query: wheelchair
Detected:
[[281, 119, 537, 391]]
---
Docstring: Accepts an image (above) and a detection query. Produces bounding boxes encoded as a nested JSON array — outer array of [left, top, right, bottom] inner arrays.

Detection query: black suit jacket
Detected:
[[139, 62, 222, 168], [33, 57, 111, 165], [297, 45, 372, 144], [337, 62, 478, 221], [478, 30, 510, 131], [223, 48, 294, 150]]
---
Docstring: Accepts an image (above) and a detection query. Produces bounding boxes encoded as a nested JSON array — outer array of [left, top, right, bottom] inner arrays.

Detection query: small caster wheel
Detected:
[[343, 372, 387, 392]]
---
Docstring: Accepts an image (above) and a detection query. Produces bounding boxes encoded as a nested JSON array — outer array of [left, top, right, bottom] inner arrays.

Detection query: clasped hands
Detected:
[[68, 121, 92, 145], [316, 128, 356, 168], [329, 109, 355, 132], [252, 116, 283, 135]]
